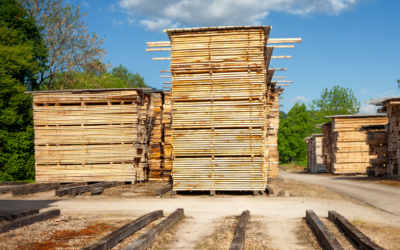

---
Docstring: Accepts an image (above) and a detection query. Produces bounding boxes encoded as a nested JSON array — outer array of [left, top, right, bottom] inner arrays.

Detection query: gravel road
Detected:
[[281, 172, 400, 216]]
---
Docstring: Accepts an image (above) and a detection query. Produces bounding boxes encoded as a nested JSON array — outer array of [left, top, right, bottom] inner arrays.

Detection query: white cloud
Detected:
[[291, 96, 307, 104], [118, 0, 363, 31], [139, 19, 179, 31], [359, 104, 376, 114], [81, 1, 89, 8], [113, 19, 124, 26]]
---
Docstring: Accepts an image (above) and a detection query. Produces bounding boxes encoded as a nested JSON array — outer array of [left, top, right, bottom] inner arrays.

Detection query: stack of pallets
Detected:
[[168, 27, 271, 191], [31, 89, 151, 183], [327, 114, 387, 174], [321, 123, 333, 173], [360, 125, 388, 176]]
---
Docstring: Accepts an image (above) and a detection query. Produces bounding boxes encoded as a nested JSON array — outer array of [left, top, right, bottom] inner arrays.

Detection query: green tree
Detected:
[[0, 0, 46, 180], [18, 0, 108, 88], [111, 64, 148, 88], [0, 0, 47, 89], [398, 80, 400, 90], [309, 85, 360, 127], [278, 103, 312, 164]]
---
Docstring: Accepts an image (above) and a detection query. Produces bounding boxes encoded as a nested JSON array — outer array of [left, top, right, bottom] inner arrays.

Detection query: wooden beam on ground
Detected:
[[264, 186, 274, 196], [12, 184, 61, 196], [0, 210, 60, 234], [328, 211, 384, 250], [229, 210, 250, 250], [124, 208, 184, 250], [306, 210, 345, 250], [155, 185, 172, 197], [0, 209, 39, 223], [82, 210, 163, 250], [0, 182, 28, 186]]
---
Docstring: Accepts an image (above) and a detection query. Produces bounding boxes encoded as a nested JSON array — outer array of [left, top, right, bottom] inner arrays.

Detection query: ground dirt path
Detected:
[[265, 219, 306, 250], [281, 172, 400, 216]]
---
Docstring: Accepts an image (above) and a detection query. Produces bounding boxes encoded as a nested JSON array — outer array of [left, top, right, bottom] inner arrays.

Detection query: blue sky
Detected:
[[68, 0, 399, 113]]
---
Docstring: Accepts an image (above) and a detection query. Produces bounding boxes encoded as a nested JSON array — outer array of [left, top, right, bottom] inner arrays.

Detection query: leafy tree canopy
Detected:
[[309, 85, 360, 126], [0, 0, 47, 89], [278, 103, 313, 164], [111, 64, 148, 88], [0, 0, 42, 180]]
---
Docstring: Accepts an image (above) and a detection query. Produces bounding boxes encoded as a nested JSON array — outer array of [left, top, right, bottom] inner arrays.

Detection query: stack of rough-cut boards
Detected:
[[311, 134, 326, 173], [268, 92, 280, 178], [321, 123, 333, 173], [327, 114, 387, 174], [360, 125, 388, 176], [376, 98, 400, 176], [304, 137, 312, 172], [162, 92, 173, 180], [148, 93, 163, 180], [169, 27, 272, 191]]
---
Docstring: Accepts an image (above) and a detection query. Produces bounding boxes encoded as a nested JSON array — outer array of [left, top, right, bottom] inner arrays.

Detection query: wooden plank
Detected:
[[124, 208, 184, 250], [0, 210, 60, 234], [306, 210, 345, 250], [229, 210, 250, 250], [82, 210, 163, 250], [328, 211, 385, 250]]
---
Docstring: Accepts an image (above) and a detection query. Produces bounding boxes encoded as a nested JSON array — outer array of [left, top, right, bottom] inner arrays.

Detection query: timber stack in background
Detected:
[[27, 89, 173, 183], [360, 125, 388, 176], [368, 97, 400, 176], [306, 114, 388, 175], [304, 135, 326, 173]]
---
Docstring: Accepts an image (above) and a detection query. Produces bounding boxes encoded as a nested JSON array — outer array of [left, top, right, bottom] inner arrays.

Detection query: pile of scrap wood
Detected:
[[360, 125, 388, 176], [304, 135, 326, 173], [321, 123, 333, 173], [146, 26, 300, 191], [368, 97, 400, 176], [326, 114, 387, 174]]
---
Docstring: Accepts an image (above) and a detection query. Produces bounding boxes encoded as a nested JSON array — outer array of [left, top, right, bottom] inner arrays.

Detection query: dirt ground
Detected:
[[278, 164, 307, 173]]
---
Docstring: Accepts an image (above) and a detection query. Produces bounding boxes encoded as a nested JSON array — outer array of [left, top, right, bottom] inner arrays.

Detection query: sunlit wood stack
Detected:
[[148, 93, 163, 180], [30, 89, 151, 183], [360, 125, 388, 176], [268, 92, 280, 178], [321, 123, 333, 173], [371, 97, 400, 176], [327, 114, 387, 174], [162, 91, 173, 180], [311, 134, 326, 173], [147, 26, 300, 190]]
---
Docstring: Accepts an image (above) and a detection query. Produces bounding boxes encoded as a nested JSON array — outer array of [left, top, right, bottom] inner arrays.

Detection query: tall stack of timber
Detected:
[[162, 91, 173, 181], [370, 97, 400, 176], [327, 114, 387, 174], [311, 134, 326, 173], [360, 125, 389, 176], [268, 92, 281, 178], [321, 123, 333, 173], [304, 137, 312, 172], [148, 93, 164, 180], [29, 88, 152, 183]]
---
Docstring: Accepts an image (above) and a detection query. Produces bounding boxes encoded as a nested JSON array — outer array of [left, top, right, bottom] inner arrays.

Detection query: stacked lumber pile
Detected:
[[360, 125, 388, 176], [268, 92, 280, 178], [328, 114, 387, 174], [321, 123, 333, 173], [162, 92, 173, 181], [31, 89, 151, 183], [304, 137, 312, 172], [168, 27, 271, 191], [148, 93, 163, 180], [311, 134, 326, 173], [374, 98, 400, 176]]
